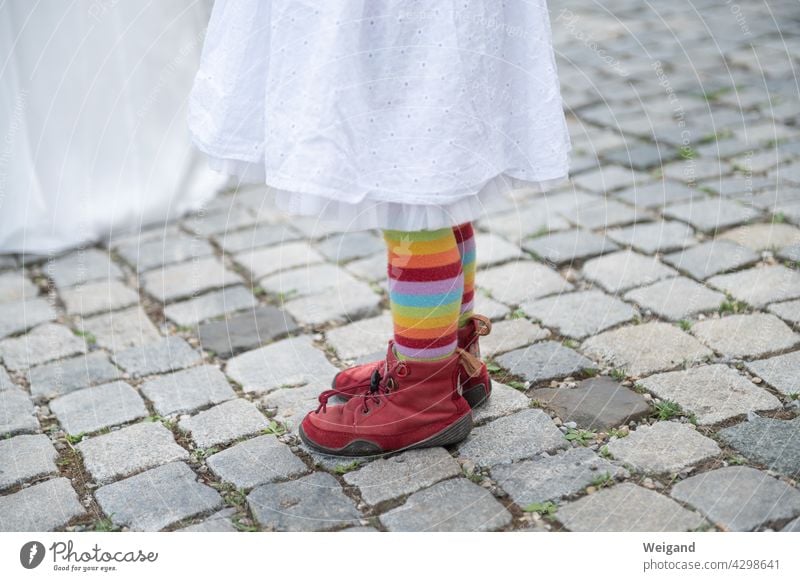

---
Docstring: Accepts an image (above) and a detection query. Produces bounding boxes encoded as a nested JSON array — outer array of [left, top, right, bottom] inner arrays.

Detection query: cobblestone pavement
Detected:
[[2, 0, 800, 532]]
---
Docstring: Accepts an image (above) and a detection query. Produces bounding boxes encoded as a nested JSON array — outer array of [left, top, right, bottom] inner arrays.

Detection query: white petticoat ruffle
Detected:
[[207, 155, 570, 231]]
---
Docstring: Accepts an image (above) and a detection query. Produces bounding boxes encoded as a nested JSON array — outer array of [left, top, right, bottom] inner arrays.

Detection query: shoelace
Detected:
[[315, 363, 404, 414]]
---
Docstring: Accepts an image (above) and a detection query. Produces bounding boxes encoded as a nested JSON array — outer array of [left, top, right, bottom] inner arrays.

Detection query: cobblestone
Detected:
[[623, 277, 726, 320], [27, 352, 121, 400], [0, 478, 85, 531], [380, 478, 512, 532], [0, 323, 86, 371], [691, 314, 799, 359], [522, 289, 636, 339], [95, 461, 223, 531], [745, 351, 800, 396], [206, 435, 309, 488], [582, 250, 677, 293], [163, 285, 258, 327], [638, 364, 782, 425], [78, 307, 160, 352], [0, 298, 57, 339], [112, 336, 201, 377], [496, 341, 596, 384], [178, 398, 269, 449], [0, 389, 38, 436], [663, 240, 760, 280], [50, 381, 148, 435], [0, 434, 59, 491], [141, 365, 235, 416], [61, 280, 140, 317], [77, 421, 189, 484], [671, 467, 800, 531], [557, 483, 706, 532], [197, 306, 299, 357]]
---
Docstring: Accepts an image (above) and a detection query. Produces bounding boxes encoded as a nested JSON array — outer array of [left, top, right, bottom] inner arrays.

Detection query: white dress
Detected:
[[0, 0, 228, 255], [189, 0, 571, 231]]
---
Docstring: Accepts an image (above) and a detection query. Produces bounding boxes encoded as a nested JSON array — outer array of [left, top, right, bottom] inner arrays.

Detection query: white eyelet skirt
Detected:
[[188, 0, 572, 232]]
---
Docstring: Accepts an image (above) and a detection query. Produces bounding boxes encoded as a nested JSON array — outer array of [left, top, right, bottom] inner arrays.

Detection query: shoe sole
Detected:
[[299, 412, 474, 458], [462, 379, 492, 409]]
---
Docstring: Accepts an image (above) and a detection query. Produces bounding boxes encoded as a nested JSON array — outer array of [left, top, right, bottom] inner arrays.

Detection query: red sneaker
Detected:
[[328, 314, 493, 408], [299, 341, 473, 456]]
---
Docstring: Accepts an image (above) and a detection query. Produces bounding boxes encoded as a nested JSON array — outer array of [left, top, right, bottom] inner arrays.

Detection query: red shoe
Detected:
[[328, 315, 493, 408], [299, 341, 473, 456]]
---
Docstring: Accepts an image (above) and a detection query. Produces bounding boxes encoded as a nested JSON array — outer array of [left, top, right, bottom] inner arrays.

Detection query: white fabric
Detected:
[[189, 0, 572, 231], [0, 0, 228, 255]]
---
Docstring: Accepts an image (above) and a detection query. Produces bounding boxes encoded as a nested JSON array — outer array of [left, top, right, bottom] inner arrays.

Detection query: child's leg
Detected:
[[452, 222, 476, 328], [383, 227, 463, 362]]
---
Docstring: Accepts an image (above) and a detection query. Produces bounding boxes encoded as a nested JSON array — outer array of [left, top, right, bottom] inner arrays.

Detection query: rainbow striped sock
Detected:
[[453, 222, 476, 328], [383, 228, 463, 362]]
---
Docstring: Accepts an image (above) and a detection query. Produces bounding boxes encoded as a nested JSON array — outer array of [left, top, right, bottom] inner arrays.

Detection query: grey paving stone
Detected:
[[77, 421, 189, 484], [479, 319, 550, 357], [79, 307, 161, 352], [474, 292, 511, 321], [474, 232, 523, 266], [491, 447, 628, 505], [95, 461, 223, 531], [480, 261, 573, 306], [671, 467, 800, 531], [558, 483, 706, 532], [614, 180, 701, 208], [179, 508, 238, 532], [624, 277, 726, 320], [206, 435, 309, 489], [0, 323, 87, 371], [0, 298, 58, 339], [234, 241, 325, 279], [198, 306, 299, 358], [606, 220, 696, 254], [315, 232, 384, 262], [0, 477, 85, 531], [0, 434, 59, 491], [560, 198, 647, 230], [707, 265, 800, 307], [581, 322, 713, 376], [45, 249, 123, 288], [259, 263, 361, 299], [603, 143, 678, 170], [163, 286, 258, 327], [0, 389, 38, 436], [380, 478, 512, 532], [179, 398, 269, 449], [326, 313, 393, 360], [531, 376, 651, 430], [215, 223, 302, 253], [606, 421, 721, 474], [226, 335, 338, 394], [745, 351, 800, 397], [496, 341, 596, 384], [116, 233, 216, 273], [61, 280, 140, 317], [0, 366, 13, 391], [0, 256, 16, 271], [457, 409, 567, 467], [27, 352, 121, 400], [572, 165, 642, 192], [768, 299, 800, 326], [663, 198, 760, 232], [140, 365, 235, 416], [247, 472, 361, 531], [691, 314, 799, 358], [522, 290, 636, 339], [582, 250, 677, 293], [663, 239, 760, 280], [183, 206, 258, 237], [345, 252, 388, 283], [50, 381, 148, 435], [470, 382, 531, 424], [779, 243, 800, 262], [523, 229, 618, 265], [719, 223, 800, 251], [782, 517, 800, 532], [142, 257, 242, 303], [0, 270, 37, 304], [478, 203, 572, 242], [283, 280, 381, 326], [112, 336, 201, 378], [639, 364, 782, 425], [343, 447, 461, 506], [260, 384, 323, 433], [718, 417, 800, 477]]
